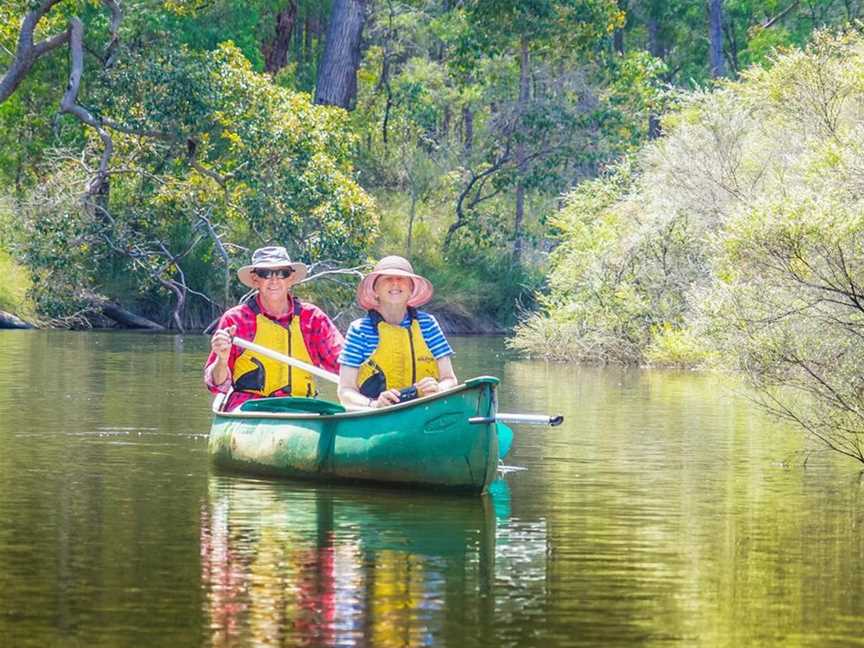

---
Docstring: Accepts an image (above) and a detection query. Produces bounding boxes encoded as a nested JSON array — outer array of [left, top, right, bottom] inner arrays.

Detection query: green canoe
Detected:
[[208, 376, 501, 494]]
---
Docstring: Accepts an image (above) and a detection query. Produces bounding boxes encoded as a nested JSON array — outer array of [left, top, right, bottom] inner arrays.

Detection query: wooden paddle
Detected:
[[232, 337, 340, 383]]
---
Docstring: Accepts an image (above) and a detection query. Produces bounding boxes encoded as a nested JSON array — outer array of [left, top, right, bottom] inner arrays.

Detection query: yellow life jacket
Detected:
[[233, 299, 317, 398], [357, 309, 439, 398]]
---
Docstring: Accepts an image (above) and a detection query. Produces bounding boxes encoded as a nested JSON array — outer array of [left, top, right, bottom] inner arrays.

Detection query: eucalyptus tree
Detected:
[[315, 0, 369, 108], [708, 0, 726, 77], [1, 2, 377, 329], [619, 0, 864, 85], [448, 0, 624, 262]]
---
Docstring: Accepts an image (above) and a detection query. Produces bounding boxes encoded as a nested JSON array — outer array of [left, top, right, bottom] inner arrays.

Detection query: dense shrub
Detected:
[[512, 30, 864, 461], [13, 44, 376, 328]]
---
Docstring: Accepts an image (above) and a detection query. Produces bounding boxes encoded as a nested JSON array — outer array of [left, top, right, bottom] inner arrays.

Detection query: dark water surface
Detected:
[[0, 331, 862, 647]]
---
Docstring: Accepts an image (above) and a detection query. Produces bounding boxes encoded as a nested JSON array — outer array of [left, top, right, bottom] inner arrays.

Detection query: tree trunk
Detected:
[[646, 14, 664, 139], [708, 0, 727, 78], [303, 15, 312, 64], [314, 0, 367, 109], [613, 0, 627, 53], [378, 53, 392, 144], [441, 105, 450, 140], [263, 2, 298, 74], [0, 310, 34, 329], [0, 0, 69, 104], [513, 38, 530, 264], [613, 28, 624, 54], [462, 105, 474, 153], [648, 114, 661, 139], [84, 293, 165, 330], [407, 192, 417, 257]]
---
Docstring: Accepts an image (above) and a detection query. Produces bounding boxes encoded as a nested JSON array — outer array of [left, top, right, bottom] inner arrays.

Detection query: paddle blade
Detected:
[[497, 422, 514, 459]]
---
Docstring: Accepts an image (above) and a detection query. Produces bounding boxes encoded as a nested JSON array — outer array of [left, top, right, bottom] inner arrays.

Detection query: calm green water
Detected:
[[0, 331, 862, 647]]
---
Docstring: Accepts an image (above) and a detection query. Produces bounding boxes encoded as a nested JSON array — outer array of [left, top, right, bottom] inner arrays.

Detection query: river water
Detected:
[[0, 331, 861, 647]]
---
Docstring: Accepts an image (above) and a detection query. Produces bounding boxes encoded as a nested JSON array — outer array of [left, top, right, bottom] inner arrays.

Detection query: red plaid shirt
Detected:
[[204, 295, 343, 409]]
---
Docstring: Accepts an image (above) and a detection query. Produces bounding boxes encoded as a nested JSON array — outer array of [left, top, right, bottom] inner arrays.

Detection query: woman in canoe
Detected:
[[337, 256, 458, 409]]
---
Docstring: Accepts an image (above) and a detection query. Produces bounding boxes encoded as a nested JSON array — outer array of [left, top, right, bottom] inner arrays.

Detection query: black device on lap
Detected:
[[398, 386, 418, 403]]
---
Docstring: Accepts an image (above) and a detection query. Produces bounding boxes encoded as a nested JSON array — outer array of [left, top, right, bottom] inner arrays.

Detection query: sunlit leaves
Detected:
[[13, 38, 375, 323], [511, 30, 864, 460]]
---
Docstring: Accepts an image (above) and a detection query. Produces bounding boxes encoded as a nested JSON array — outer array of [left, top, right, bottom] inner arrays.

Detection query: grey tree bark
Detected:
[[314, 0, 367, 109], [613, 0, 627, 53], [513, 38, 530, 264], [0, 0, 68, 104], [708, 0, 727, 78], [0, 310, 34, 329], [1, 0, 121, 200], [462, 105, 474, 153], [646, 13, 664, 139]]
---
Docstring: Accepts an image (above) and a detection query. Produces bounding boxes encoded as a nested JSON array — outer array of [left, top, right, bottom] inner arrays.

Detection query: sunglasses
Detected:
[[253, 268, 294, 279]]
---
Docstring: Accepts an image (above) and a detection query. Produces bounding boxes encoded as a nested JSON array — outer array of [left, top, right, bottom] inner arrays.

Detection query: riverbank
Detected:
[[0, 304, 505, 336]]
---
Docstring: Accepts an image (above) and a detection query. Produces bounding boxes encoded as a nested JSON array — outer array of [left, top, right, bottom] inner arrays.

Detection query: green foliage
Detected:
[[702, 192, 864, 461], [2, 0, 860, 334], [0, 5, 82, 195], [371, 188, 543, 328], [0, 200, 32, 315], [462, 0, 624, 56], [509, 158, 688, 363], [0, 250, 31, 315], [644, 324, 713, 368], [514, 29, 864, 461], [422, 245, 545, 329], [14, 41, 376, 327]]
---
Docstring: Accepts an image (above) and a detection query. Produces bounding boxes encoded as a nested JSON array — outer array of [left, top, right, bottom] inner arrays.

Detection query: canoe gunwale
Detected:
[[211, 375, 500, 421]]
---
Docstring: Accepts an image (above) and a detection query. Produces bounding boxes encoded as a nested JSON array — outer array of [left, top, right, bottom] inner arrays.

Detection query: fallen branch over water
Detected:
[[83, 293, 165, 330], [0, 310, 35, 329]]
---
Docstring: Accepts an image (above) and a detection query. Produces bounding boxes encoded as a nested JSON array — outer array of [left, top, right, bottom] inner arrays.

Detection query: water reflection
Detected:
[[200, 477, 540, 647], [3, 332, 864, 647]]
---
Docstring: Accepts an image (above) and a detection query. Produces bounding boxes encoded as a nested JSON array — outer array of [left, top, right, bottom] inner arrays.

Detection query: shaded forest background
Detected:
[[2, 0, 857, 332]]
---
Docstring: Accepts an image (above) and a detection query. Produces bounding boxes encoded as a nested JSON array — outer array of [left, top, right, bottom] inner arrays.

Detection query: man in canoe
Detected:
[[337, 255, 457, 408], [205, 246, 343, 410]]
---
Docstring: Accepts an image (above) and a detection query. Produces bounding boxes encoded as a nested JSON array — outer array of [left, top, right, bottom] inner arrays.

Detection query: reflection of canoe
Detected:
[[208, 376, 500, 494], [201, 476, 501, 645], [206, 476, 501, 557]]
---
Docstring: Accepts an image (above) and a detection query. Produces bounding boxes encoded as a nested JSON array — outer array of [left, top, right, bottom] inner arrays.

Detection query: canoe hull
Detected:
[[208, 377, 500, 494]]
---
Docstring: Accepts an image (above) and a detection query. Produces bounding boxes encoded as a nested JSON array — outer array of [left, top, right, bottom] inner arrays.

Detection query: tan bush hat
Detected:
[[356, 255, 434, 310], [237, 246, 308, 288]]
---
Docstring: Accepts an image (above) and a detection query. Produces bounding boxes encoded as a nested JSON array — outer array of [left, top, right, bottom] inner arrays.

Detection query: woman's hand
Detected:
[[211, 325, 237, 362], [371, 388, 401, 408], [414, 377, 440, 397]]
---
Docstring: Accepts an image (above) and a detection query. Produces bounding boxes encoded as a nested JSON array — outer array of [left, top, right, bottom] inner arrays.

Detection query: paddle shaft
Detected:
[[232, 336, 340, 384], [499, 413, 563, 426], [469, 413, 564, 427]]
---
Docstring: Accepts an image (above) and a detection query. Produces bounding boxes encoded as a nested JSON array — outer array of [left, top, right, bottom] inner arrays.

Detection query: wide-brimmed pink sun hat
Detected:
[[356, 255, 434, 310]]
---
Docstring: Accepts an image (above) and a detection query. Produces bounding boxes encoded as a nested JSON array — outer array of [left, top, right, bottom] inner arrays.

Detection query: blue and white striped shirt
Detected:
[[338, 310, 453, 368]]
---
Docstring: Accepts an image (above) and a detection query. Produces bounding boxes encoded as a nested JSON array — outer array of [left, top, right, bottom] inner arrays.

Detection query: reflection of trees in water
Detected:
[[199, 476, 548, 646], [493, 518, 550, 614]]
